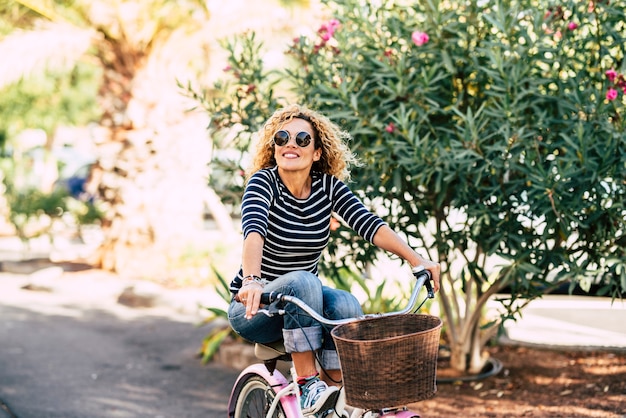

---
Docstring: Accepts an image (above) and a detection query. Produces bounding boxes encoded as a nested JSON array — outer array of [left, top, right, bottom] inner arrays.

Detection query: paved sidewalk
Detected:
[[499, 295, 626, 350]]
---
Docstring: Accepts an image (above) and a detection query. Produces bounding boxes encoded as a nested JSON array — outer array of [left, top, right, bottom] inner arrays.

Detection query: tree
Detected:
[[194, 0, 625, 374], [1, 0, 323, 278], [0, 0, 218, 277]]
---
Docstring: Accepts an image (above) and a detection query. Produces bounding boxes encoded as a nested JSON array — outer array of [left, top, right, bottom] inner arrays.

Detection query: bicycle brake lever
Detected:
[[425, 279, 435, 299], [257, 305, 284, 317]]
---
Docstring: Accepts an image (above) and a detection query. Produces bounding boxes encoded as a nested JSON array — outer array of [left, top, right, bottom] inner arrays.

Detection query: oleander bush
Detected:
[[192, 0, 625, 373]]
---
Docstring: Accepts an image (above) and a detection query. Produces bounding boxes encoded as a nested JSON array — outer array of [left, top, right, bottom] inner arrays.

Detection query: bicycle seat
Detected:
[[255, 340, 289, 361]]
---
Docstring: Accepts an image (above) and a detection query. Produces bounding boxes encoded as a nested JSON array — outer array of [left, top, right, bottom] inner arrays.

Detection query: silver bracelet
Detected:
[[241, 275, 266, 287]]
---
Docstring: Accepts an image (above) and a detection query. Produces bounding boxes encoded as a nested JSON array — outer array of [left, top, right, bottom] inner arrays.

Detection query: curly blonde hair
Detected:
[[246, 104, 360, 181]]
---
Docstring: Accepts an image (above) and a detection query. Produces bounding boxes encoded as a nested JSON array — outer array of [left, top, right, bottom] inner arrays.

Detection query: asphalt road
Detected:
[[0, 269, 240, 418]]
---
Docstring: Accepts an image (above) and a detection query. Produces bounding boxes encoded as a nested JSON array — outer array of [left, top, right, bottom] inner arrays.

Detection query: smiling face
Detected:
[[273, 118, 322, 176]]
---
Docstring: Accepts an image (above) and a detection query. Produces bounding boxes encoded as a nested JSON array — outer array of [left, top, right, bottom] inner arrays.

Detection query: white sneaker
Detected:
[[333, 387, 347, 418], [300, 378, 340, 416]]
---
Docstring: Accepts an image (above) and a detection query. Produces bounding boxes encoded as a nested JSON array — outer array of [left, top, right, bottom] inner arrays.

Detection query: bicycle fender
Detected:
[[227, 364, 302, 417]]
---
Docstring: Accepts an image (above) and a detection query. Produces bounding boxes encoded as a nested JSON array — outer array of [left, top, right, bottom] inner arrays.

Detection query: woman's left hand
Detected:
[[419, 259, 441, 293]]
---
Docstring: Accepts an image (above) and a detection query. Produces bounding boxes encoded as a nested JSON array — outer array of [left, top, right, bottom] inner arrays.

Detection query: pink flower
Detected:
[[606, 69, 618, 82], [328, 19, 340, 31], [606, 88, 618, 101], [567, 21, 578, 30], [411, 31, 429, 46], [318, 18, 341, 42], [385, 122, 395, 133], [223, 65, 232, 72]]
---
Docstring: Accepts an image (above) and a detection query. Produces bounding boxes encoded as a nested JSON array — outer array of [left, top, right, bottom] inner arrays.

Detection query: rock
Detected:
[[117, 283, 163, 308], [214, 341, 257, 370], [214, 341, 292, 377]]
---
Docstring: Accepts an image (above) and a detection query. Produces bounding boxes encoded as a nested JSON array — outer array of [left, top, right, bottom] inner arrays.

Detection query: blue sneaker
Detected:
[[300, 378, 340, 416]]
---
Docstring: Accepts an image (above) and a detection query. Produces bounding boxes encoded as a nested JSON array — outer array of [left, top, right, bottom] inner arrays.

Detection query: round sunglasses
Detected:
[[272, 130, 313, 147]]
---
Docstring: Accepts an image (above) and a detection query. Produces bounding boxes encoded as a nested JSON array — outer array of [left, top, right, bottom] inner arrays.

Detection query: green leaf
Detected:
[[200, 327, 233, 363]]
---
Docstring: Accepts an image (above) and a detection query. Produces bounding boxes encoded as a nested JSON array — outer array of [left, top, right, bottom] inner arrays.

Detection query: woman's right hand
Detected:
[[236, 282, 264, 319]]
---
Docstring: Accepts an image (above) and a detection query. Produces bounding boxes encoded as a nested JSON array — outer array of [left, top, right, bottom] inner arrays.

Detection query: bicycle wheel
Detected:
[[232, 375, 286, 418]]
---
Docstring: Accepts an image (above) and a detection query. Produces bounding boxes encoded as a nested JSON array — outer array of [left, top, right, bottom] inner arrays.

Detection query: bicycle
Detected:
[[227, 265, 441, 418]]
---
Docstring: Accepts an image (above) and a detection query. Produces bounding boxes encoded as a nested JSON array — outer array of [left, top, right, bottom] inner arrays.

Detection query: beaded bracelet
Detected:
[[241, 275, 265, 287]]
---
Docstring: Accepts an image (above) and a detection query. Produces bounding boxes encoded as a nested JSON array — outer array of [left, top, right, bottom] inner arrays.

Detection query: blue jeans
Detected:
[[228, 271, 363, 369]]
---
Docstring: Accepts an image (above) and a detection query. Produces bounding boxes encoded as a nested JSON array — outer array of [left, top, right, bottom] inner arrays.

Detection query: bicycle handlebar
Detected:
[[257, 265, 434, 327]]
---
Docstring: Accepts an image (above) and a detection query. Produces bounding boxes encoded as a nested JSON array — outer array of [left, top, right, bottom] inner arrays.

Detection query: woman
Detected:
[[228, 104, 440, 415]]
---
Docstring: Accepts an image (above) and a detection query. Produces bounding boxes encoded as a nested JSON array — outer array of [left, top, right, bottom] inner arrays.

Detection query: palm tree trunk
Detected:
[[90, 48, 219, 278]]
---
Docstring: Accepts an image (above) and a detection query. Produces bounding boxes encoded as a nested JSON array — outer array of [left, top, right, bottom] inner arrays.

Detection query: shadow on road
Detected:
[[0, 303, 239, 418]]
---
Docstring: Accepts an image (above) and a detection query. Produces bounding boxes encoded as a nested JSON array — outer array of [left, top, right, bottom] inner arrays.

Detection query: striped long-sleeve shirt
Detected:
[[230, 166, 386, 294]]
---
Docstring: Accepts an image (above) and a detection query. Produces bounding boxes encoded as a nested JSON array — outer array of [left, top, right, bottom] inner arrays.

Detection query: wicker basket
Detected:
[[331, 314, 442, 410]]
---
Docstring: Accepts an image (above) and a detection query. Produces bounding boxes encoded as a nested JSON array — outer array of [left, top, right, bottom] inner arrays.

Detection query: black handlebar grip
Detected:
[[260, 291, 282, 305], [413, 267, 435, 298]]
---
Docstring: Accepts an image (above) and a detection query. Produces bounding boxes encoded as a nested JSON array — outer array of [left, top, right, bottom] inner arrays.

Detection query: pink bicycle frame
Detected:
[[228, 364, 421, 417], [347, 406, 420, 418], [227, 363, 302, 417], [379, 411, 420, 418], [228, 363, 421, 417]]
